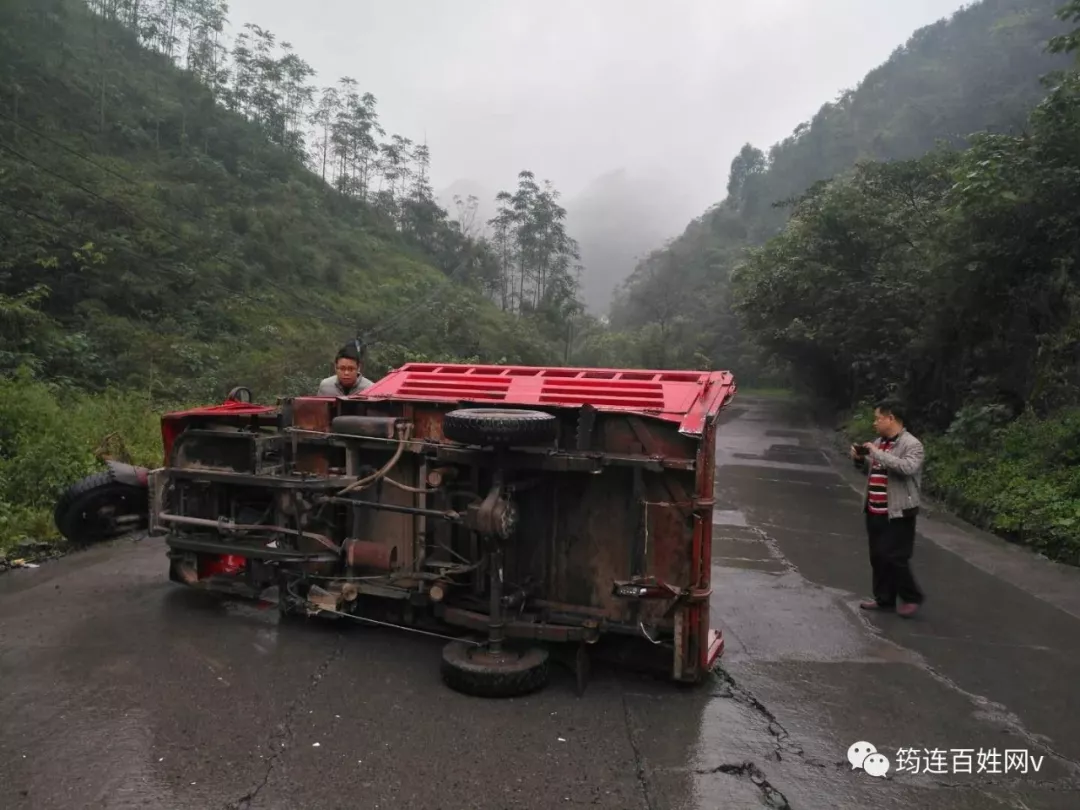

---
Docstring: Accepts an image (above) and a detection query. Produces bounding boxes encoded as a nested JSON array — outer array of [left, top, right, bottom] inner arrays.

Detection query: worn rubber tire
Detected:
[[442, 408, 557, 447], [225, 386, 252, 403], [440, 641, 550, 698], [53, 470, 148, 545]]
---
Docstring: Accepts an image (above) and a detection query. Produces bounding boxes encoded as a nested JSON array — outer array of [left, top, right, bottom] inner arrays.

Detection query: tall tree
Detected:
[[488, 171, 580, 319]]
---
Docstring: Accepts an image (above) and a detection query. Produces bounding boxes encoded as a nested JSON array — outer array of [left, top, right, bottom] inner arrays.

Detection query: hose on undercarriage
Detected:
[[381, 475, 440, 495], [335, 423, 413, 496], [288, 424, 442, 495]]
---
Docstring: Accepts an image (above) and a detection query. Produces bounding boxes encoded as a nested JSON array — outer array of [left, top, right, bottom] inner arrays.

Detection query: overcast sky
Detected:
[[224, 0, 969, 223]]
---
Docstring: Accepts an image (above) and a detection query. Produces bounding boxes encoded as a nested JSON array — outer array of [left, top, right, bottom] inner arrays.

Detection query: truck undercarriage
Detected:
[[59, 363, 737, 697]]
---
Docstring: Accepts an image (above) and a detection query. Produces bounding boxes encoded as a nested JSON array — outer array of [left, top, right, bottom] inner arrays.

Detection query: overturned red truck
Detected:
[[57, 362, 737, 697]]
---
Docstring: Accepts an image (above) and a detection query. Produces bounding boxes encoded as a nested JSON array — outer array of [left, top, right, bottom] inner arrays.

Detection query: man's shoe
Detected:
[[897, 602, 920, 618], [859, 600, 893, 611]]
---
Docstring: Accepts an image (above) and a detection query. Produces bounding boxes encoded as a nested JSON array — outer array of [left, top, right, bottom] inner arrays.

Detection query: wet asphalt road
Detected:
[[3, 395, 1080, 809]]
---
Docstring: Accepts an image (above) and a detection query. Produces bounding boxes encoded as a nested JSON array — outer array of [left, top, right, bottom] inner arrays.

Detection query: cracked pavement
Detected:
[[2, 394, 1080, 808]]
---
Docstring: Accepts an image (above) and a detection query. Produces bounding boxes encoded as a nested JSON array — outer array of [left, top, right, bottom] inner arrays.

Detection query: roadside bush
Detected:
[[0, 370, 166, 551], [928, 408, 1080, 565], [841, 399, 876, 441]]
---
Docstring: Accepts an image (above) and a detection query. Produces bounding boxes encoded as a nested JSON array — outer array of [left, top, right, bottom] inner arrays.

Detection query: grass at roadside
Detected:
[[838, 401, 1080, 567], [10, 371, 1078, 570], [0, 370, 169, 554]]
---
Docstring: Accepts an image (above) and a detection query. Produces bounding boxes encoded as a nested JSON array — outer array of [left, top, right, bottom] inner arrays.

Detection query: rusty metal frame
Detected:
[[438, 606, 599, 644], [156, 363, 736, 687]]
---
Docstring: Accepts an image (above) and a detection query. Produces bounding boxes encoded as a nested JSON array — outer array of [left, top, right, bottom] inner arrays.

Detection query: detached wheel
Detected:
[[442, 408, 557, 447], [53, 471, 148, 545], [440, 640, 550, 698], [225, 386, 252, 403]]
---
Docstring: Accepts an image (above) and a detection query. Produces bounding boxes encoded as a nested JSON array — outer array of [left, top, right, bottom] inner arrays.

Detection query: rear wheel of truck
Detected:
[[442, 408, 557, 447], [53, 471, 148, 545], [440, 640, 550, 698]]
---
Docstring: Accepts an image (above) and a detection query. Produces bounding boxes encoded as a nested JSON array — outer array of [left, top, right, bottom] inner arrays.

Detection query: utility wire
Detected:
[[0, 137, 357, 329], [363, 258, 475, 340], [1, 110, 146, 190], [0, 105, 490, 343], [1, 197, 356, 335], [0, 108, 215, 225], [0, 198, 243, 303], [0, 139, 191, 244]]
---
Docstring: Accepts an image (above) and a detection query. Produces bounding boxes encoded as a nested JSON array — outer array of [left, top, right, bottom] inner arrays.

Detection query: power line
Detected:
[[0, 127, 467, 336], [363, 259, 473, 339], [0, 108, 213, 225], [0, 139, 192, 244], [0, 194, 360, 337], [0, 137, 356, 329], [0, 110, 143, 190], [0, 102, 494, 344], [1, 197, 365, 340], [1, 92, 457, 336], [0, 199, 250, 350], [0, 198, 254, 308]]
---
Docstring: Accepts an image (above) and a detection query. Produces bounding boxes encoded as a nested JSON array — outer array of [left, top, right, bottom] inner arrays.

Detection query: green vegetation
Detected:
[[741, 2, 1080, 565], [0, 0, 585, 404], [604, 0, 1080, 564], [6, 0, 1080, 566], [606, 0, 1073, 384], [928, 409, 1080, 566], [0, 373, 167, 552], [0, 0, 586, 550]]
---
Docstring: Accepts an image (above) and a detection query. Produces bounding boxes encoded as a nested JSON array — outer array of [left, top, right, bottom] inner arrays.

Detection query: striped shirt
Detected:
[[866, 437, 896, 515]]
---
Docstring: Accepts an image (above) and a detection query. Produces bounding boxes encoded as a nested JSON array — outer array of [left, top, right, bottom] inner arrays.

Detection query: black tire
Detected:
[[226, 386, 252, 403], [53, 470, 149, 545], [442, 408, 557, 447], [440, 640, 550, 698]]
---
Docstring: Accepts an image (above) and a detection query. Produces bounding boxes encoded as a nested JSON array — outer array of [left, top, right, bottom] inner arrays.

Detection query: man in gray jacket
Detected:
[[850, 399, 925, 617], [317, 342, 374, 396]]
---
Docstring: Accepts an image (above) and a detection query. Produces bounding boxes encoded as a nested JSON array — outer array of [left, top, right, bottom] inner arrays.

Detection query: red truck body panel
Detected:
[[361, 362, 736, 438], [158, 363, 737, 681]]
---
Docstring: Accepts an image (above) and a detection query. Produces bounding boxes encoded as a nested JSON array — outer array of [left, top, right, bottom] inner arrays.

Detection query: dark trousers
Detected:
[[865, 508, 924, 606]]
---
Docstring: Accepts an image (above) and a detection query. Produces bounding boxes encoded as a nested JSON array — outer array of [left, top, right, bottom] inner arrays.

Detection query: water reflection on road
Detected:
[[1, 395, 1079, 808]]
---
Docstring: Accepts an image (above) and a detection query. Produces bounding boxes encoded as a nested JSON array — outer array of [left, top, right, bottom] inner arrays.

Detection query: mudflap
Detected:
[[104, 461, 151, 489]]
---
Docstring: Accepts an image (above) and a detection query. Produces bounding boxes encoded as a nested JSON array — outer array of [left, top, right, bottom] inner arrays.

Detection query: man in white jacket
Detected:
[[317, 342, 374, 396]]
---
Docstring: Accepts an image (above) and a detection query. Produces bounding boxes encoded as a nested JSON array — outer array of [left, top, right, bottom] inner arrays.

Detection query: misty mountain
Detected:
[[563, 169, 697, 314], [605, 0, 1073, 381], [0, 0, 567, 401], [439, 170, 700, 315]]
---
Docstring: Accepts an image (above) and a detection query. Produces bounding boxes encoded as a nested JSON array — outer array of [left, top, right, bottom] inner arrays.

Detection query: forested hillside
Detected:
[[601, 0, 1080, 564], [0, 0, 583, 404], [604, 0, 1073, 383], [7, 0, 1080, 563], [0, 0, 584, 551], [735, 0, 1080, 564]]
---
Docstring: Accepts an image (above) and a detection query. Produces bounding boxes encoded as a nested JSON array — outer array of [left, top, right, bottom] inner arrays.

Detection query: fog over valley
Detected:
[[223, 0, 971, 312]]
